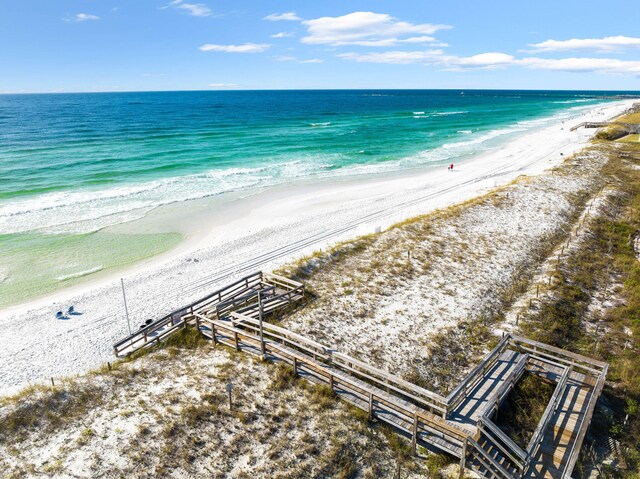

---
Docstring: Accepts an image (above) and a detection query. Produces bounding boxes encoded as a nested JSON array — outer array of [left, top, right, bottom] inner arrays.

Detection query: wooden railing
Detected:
[[197, 313, 467, 456], [478, 353, 528, 419], [524, 365, 572, 475], [112, 274, 609, 479], [446, 335, 511, 414], [509, 335, 607, 376], [472, 354, 530, 476], [478, 417, 528, 472], [466, 437, 515, 479], [113, 272, 305, 357], [331, 352, 448, 416], [560, 363, 608, 478]]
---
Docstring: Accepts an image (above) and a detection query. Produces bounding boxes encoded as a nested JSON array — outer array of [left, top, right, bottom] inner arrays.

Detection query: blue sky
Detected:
[[1, 0, 639, 92]]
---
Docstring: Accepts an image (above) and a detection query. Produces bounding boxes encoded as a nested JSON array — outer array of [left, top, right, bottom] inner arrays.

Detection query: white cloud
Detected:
[[520, 57, 640, 74], [273, 55, 324, 64], [400, 36, 437, 44], [271, 32, 294, 38], [264, 12, 301, 21], [71, 13, 100, 22], [166, 0, 212, 17], [338, 50, 443, 64], [273, 55, 298, 62], [199, 43, 270, 53], [527, 36, 640, 53], [442, 52, 515, 70], [208, 83, 239, 88], [339, 46, 640, 76], [301, 12, 450, 47], [338, 50, 513, 69]]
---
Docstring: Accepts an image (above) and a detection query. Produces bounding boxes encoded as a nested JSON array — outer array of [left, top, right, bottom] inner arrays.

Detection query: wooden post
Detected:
[[258, 290, 265, 360], [107, 362, 112, 371], [536, 285, 539, 297], [411, 413, 418, 456], [459, 437, 468, 479], [293, 357, 298, 375], [212, 323, 217, 344], [329, 374, 334, 390], [234, 331, 239, 351], [51, 377, 55, 387], [368, 392, 374, 421]]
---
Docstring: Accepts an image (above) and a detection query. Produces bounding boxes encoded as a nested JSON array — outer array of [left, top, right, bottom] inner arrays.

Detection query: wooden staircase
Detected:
[[112, 271, 304, 357], [112, 275, 608, 479]]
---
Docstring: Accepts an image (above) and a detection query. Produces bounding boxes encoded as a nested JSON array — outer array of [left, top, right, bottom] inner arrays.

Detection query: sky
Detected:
[[1, 0, 639, 93]]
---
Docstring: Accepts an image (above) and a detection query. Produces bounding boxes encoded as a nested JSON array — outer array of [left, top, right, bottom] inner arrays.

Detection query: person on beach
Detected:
[[450, 163, 454, 171]]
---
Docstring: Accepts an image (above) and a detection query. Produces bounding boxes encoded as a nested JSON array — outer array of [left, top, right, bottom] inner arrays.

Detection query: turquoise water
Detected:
[[0, 90, 632, 305]]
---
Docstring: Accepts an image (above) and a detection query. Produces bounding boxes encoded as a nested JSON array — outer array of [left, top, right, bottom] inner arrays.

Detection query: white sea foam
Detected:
[[56, 266, 104, 281], [433, 111, 468, 116], [310, 122, 331, 127], [0, 100, 615, 238], [553, 99, 594, 104]]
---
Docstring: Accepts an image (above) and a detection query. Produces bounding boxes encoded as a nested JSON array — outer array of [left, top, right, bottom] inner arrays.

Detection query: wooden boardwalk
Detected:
[[113, 272, 608, 479], [570, 121, 640, 133]]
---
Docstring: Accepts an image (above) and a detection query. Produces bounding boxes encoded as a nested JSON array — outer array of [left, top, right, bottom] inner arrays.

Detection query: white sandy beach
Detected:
[[0, 99, 635, 395]]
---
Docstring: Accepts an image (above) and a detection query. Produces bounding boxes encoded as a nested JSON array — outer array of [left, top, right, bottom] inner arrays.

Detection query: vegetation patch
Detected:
[[494, 373, 555, 449], [518, 141, 640, 478]]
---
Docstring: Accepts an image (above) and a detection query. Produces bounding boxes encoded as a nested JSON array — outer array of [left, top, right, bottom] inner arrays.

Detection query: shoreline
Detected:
[[0, 98, 635, 395], [0, 98, 628, 313]]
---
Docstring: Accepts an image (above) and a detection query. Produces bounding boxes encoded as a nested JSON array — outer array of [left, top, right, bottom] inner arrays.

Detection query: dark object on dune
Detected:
[[139, 319, 154, 329]]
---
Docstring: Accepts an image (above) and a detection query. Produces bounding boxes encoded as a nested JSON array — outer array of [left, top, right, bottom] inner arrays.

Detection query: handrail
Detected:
[[203, 311, 467, 455], [509, 335, 607, 370], [467, 437, 514, 479], [446, 334, 511, 412], [262, 272, 304, 289], [227, 312, 330, 357], [526, 366, 571, 462], [235, 286, 303, 314], [215, 285, 276, 314], [223, 313, 449, 414], [331, 352, 448, 414], [113, 271, 262, 350], [478, 353, 528, 419], [479, 416, 528, 466], [560, 364, 608, 477]]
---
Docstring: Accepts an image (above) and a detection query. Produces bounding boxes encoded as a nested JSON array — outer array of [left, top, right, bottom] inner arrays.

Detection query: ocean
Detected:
[[0, 89, 632, 306]]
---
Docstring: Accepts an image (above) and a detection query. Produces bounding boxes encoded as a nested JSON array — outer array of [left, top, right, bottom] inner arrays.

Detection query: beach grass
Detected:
[[618, 134, 640, 143], [518, 141, 640, 477]]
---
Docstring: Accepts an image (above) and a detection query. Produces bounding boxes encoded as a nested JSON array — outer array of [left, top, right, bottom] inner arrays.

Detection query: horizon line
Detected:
[[2, 87, 640, 96]]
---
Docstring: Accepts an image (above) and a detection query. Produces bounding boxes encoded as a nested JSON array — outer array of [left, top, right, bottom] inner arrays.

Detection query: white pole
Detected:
[[121, 278, 132, 336]]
